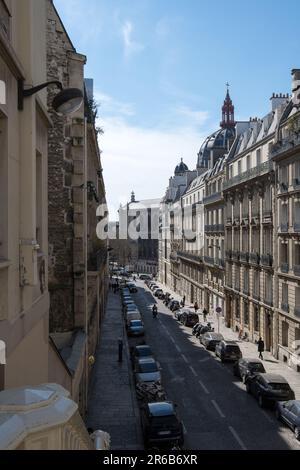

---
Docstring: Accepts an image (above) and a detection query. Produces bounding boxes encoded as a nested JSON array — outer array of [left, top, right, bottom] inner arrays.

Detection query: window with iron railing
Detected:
[[294, 200, 300, 231], [242, 228, 249, 252], [254, 305, 260, 331], [235, 266, 240, 290], [263, 184, 272, 214], [242, 191, 248, 218], [244, 300, 249, 325], [243, 268, 249, 295], [251, 227, 260, 253], [256, 148, 261, 166], [281, 283, 289, 312], [263, 227, 272, 255], [264, 273, 273, 305], [251, 190, 259, 217], [253, 270, 260, 298]]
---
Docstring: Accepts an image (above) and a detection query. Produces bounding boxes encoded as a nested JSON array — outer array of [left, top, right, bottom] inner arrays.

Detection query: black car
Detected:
[[126, 282, 138, 293], [141, 401, 184, 448], [276, 400, 300, 440], [196, 323, 214, 338], [246, 373, 295, 408], [215, 340, 242, 362], [192, 322, 201, 335], [233, 358, 266, 383], [180, 311, 199, 327]]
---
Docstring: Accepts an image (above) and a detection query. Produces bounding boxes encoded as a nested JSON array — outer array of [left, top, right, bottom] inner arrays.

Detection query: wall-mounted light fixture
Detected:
[[18, 79, 83, 115]]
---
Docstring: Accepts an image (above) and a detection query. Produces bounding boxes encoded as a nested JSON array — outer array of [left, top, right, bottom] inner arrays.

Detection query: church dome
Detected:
[[175, 158, 189, 175], [197, 127, 235, 169]]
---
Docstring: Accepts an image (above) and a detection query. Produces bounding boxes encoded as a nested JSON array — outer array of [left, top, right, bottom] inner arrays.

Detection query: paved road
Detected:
[[132, 281, 300, 450]]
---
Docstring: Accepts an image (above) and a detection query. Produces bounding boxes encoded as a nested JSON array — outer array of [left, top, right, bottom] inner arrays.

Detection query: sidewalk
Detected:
[[156, 281, 300, 400], [86, 292, 143, 450]]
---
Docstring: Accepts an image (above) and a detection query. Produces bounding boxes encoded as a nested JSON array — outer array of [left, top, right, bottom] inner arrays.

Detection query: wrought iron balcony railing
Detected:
[[280, 263, 289, 273], [281, 303, 289, 313], [223, 161, 273, 190], [279, 223, 288, 233], [240, 252, 249, 263], [249, 252, 260, 265], [261, 254, 273, 267], [177, 251, 203, 264], [294, 222, 300, 233], [203, 191, 222, 205], [294, 265, 300, 277], [204, 256, 215, 266]]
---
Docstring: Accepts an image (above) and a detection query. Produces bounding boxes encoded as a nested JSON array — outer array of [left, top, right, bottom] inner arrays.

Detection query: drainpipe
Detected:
[[273, 163, 279, 358]]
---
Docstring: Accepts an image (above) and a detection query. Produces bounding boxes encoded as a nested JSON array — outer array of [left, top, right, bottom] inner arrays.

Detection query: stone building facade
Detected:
[[46, 1, 108, 414], [271, 70, 300, 370], [0, 0, 50, 390]]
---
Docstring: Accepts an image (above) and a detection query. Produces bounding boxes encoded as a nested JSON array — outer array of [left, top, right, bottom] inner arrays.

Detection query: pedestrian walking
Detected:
[[152, 304, 158, 318], [118, 338, 123, 362], [258, 337, 264, 360], [202, 308, 208, 322], [194, 301, 199, 313]]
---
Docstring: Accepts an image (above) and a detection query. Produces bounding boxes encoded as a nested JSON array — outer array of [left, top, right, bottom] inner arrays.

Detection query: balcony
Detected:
[[204, 255, 215, 266], [253, 293, 260, 301], [0, 384, 107, 450], [243, 288, 250, 296], [264, 298, 273, 307], [170, 252, 179, 263], [214, 258, 225, 268], [294, 222, 300, 233], [279, 223, 288, 233], [203, 191, 222, 205], [292, 178, 300, 190], [281, 303, 289, 313], [250, 215, 260, 225], [177, 251, 203, 264], [262, 210, 273, 224], [261, 254, 273, 267], [233, 216, 240, 225], [280, 263, 289, 273], [224, 160, 273, 190], [240, 252, 249, 263], [226, 217, 232, 226], [294, 265, 300, 277], [232, 251, 240, 261], [249, 252, 260, 265], [278, 182, 289, 194], [205, 224, 212, 233]]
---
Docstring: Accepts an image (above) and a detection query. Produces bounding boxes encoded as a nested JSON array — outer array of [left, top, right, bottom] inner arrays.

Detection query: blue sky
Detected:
[[54, 0, 300, 218]]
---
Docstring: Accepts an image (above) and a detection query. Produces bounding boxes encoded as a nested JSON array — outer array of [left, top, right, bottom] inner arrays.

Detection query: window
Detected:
[[281, 283, 288, 309], [256, 149, 261, 166], [281, 166, 288, 186], [243, 268, 249, 294], [254, 305, 260, 331], [264, 273, 273, 305], [294, 200, 300, 226], [282, 322, 289, 347], [294, 243, 300, 267], [235, 266, 240, 290], [235, 297, 240, 319], [246, 155, 251, 171], [280, 242, 288, 264], [253, 270, 260, 298], [238, 160, 242, 174], [244, 301, 249, 325]]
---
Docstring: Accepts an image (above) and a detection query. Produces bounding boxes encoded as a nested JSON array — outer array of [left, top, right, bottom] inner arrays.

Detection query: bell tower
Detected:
[[220, 83, 236, 129]]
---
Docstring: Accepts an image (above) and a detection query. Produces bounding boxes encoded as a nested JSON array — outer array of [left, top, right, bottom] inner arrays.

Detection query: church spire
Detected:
[[220, 83, 236, 129], [131, 191, 136, 203]]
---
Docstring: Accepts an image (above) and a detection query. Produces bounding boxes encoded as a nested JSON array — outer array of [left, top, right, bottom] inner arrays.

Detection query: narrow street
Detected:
[[131, 281, 300, 450]]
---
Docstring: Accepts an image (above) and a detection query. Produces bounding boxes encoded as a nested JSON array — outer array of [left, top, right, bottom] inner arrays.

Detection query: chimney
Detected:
[[270, 92, 290, 111], [291, 69, 300, 106]]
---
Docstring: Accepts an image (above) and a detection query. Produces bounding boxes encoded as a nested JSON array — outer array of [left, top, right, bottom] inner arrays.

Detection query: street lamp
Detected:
[[18, 79, 83, 115]]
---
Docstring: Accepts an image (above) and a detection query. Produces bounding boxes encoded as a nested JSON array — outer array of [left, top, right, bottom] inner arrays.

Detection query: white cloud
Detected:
[[121, 20, 144, 59], [97, 116, 211, 220], [94, 91, 135, 117], [175, 105, 209, 126]]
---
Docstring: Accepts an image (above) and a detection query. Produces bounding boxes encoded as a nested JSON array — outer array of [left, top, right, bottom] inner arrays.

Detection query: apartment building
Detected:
[[223, 94, 290, 354], [271, 69, 300, 370]]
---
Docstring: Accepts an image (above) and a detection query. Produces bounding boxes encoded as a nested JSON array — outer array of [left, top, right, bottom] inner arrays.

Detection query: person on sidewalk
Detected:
[[258, 337, 265, 360], [194, 301, 199, 313], [202, 308, 208, 322]]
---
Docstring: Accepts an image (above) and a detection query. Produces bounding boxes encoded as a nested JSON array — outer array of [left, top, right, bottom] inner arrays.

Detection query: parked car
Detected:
[[215, 340, 242, 363], [180, 310, 199, 327], [196, 322, 214, 338], [276, 400, 300, 440], [126, 311, 142, 326], [126, 282, 138, 293], [127, 320, 145, 337], [131, 345, 153, 363], [139, 274, 152, 281], [246, 373, 295, 408], [141, 401, 184, 448], [200, 332, 224, 351], [134, 357, 161, 384], [123, 302, 137, 313], [151, 284, 159, 292], [154, 288, 164, 298], [174, 309, 184, 322], [169, 300, 180, 311], [192, 322, 201, 335], [157, 291, 165, 300], [233, 358, 266, 383]]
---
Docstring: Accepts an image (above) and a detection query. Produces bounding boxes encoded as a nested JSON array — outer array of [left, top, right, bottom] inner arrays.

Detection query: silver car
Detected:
[[135, 357, 161, 384]]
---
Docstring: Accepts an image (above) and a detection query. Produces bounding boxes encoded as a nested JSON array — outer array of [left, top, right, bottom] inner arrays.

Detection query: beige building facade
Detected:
[[0, 0, 50, 390]]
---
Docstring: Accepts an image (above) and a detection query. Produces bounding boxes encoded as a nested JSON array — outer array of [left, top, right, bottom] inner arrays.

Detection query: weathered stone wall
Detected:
[[47, 1, 87, 332]]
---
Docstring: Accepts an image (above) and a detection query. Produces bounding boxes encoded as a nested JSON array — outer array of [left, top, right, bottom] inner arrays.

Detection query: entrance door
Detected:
[[265, 311, 272, 351]]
